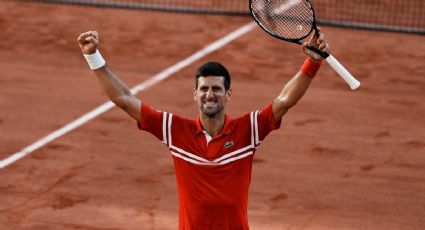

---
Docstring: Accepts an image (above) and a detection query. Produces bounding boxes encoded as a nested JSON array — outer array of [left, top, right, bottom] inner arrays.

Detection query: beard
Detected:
[[200, 102, 223, 118]]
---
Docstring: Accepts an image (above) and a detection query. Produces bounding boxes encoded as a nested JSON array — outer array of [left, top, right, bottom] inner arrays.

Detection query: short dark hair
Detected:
[[195, 62, 231, 91]]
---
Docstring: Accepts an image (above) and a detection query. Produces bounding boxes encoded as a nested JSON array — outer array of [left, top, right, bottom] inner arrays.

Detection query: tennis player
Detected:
[[77, 28, 328, 229]]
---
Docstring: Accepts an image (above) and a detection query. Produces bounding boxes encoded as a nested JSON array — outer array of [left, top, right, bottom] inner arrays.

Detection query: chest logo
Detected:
[[224, 141, 234, 148]]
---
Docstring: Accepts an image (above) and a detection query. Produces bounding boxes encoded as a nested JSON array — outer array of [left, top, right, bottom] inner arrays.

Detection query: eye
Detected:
[[199, 86, 208, 92], [212, 86, 222, 92]]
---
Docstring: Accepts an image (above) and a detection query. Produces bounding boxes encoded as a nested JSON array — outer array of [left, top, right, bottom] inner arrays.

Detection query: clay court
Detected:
[[1, 1, 425, 229]]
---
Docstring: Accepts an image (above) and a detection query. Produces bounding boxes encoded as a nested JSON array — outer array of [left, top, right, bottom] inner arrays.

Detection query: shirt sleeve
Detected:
[[137, 102, 165, 142], [256, 103, 282, 142]]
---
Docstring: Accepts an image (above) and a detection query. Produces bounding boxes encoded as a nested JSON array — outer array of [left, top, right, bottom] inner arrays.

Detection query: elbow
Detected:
[[111, 94, 133, 109], [108, 87, 134, 109], [273, 96, 295, 119], [278, 96, 297, 110], [110, 94, 141, 122]]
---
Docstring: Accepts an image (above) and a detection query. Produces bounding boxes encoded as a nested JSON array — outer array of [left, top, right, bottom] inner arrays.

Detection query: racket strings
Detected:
[[251, 0, 314, 40]]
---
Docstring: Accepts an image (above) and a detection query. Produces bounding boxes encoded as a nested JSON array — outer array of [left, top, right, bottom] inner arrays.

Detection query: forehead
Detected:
[[197, 76, 225, 88]]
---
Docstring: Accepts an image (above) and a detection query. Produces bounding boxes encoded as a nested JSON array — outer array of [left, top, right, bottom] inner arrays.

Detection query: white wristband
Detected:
[[83, 49, 106, 70]]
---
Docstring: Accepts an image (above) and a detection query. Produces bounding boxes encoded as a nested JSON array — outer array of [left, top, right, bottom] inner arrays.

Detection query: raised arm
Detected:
[[272, 28, 329, 122], [77, 31, 141, 123]]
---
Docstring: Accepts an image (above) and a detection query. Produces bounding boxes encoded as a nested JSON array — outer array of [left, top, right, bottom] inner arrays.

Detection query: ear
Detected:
[[193, 87, 197, 101], [226, 89, 232, 102]]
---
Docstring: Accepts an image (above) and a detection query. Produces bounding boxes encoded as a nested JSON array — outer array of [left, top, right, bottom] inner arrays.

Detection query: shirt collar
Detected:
[[195, 115, 233, 136]]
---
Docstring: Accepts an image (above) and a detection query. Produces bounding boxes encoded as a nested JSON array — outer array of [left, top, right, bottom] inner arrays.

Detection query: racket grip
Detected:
[[325, 55, 360, 90]]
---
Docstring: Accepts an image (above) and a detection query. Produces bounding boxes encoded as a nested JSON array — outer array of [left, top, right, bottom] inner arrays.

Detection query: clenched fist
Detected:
[[77, 31, 99, 55]]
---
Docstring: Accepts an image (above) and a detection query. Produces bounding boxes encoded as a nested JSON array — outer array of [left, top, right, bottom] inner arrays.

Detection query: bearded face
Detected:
[[194, 76, 231, 118]]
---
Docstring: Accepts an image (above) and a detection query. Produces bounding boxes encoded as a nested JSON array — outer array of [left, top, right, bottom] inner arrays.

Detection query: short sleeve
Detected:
[[256, 103, 282, 142], [137, 103, 165, 142]]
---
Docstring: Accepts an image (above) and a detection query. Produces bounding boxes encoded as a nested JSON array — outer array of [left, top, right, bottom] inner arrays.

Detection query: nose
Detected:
[[206, 88, 214, 98]]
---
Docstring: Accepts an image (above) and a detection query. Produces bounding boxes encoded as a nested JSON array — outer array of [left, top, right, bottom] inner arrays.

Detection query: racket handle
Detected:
[[325, 55, 360, 90]]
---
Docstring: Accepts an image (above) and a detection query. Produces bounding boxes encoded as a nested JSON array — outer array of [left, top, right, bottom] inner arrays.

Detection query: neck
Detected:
[[200, 112, 225, 137]]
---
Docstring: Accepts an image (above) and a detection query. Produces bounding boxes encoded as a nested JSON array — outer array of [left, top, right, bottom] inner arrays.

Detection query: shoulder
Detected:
[[168, 113, 196, 130]]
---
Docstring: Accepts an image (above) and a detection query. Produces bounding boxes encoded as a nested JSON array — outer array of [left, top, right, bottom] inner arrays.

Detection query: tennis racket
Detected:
[[250, 0, 360, 90]]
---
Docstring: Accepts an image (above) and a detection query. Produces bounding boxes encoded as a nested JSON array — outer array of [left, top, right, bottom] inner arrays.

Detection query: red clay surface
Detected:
[[1, 2, 425, 229]]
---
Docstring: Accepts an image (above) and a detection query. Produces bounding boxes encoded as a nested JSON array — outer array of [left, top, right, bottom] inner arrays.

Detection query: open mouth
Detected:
[[203, 101, 217, 107]]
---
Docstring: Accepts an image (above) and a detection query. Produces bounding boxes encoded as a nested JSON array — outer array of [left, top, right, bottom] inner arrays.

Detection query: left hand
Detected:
[[301, 27, 329, 63]]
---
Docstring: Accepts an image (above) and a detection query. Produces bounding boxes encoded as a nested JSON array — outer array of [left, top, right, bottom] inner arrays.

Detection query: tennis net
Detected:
[[34, 0, 425, 34]]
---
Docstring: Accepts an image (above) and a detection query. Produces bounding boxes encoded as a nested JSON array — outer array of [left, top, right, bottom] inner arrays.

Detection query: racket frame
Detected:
[[249, 0, 360, 90], [250, 0, 327, 57]]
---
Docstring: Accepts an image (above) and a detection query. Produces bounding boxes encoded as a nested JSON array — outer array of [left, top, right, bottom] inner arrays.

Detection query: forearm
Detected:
[[83, 49, 136, 107], [92, 65, 141, 122], [78, 31, 141, 122], [278, 71, 312, 106], [93, 65, 133, 106], [272, 58, 321, 121], [273, 71, 312, 118]]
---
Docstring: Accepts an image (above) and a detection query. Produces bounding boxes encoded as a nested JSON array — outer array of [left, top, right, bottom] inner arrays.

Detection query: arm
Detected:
[[272, 28, 329, 122], [77, 31, 141, 123]]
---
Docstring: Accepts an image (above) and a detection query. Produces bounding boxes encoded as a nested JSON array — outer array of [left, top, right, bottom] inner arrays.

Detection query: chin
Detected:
[[200, 104, 224, 117], [201, 109, 220, 118]]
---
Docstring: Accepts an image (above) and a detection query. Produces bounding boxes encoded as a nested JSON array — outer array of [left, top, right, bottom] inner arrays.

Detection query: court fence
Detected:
[[31, 0, 425, 35]]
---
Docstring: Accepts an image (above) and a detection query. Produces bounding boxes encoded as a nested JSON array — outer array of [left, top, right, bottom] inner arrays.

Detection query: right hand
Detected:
[[77, 31, 99, 55]]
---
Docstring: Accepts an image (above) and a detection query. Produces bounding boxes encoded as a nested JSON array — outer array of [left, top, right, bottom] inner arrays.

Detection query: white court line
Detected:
[[0, 22, 257, 170]]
